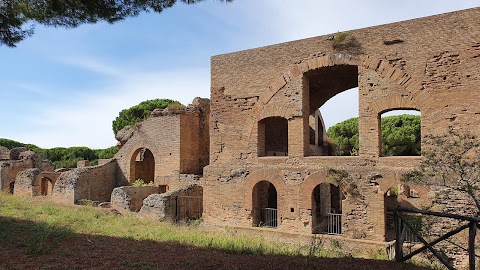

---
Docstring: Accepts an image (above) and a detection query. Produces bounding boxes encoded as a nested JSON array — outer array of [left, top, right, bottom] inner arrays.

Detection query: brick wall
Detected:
[[114, 100, 210, 191], [205, 8, 480, 241], [115, 116, 182, 187]]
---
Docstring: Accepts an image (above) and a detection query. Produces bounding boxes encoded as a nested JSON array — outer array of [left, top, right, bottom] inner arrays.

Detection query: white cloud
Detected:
[[13, 59, 210, 149]]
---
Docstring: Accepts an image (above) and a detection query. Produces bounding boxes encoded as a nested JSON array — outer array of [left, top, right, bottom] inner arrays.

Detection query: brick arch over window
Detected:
[[244, 169, 287, 213], [257, 104, 295, 120], [370, 97, 423, 116], [241, 53, 428, 147]]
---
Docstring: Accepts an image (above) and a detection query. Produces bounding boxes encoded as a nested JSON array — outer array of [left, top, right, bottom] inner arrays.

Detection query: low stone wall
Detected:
[[139, 184, 203, 221], [111, 186, 161, 212], [52, 160, 117, 204]]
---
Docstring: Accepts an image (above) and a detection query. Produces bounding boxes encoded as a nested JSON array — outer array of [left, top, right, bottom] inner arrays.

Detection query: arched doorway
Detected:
[[9, 181, 15, 194], [130, 148, 155, 184], [252, 180, 278, 228], [41, 177, 54, 196], [312, 183, 342, 234], [384, 184, 420, 242]]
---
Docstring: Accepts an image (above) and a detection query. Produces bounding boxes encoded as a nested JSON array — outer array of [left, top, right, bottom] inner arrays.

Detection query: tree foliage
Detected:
[[326, 114, 421, 156], [1, 0, 232, 47], [112, 98, 181, 134], [326, 117, 358, 156], [381, 114, 421, 156], [0, 138, 118, 169], [402, 130, 480, 214]]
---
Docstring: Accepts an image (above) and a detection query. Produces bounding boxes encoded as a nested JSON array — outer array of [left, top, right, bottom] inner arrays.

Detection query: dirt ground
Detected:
[[0, 222, 431, 270]]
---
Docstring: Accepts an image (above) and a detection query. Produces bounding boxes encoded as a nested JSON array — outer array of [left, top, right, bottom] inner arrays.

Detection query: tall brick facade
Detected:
[[203, 7, 480, 241]]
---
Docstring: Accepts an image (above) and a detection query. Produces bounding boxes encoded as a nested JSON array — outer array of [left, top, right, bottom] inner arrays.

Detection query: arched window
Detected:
[[305, 65, 359, 156], [258, 117, 288, 157], [130, 148, 155, 184]]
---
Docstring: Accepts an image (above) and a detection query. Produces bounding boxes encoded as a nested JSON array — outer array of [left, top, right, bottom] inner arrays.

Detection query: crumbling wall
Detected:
[[52, 159, 117, 204], [139, 184, 203, 221], [15, 169, 61, 197], [114, 115, 181, 185], [114, 97, 210, 190], [111, 186, 161, 212], [0, 149, 40, 193], [14, 168, 42, 197], [203, 159, 430, 240], [180, 98, 210, 174]]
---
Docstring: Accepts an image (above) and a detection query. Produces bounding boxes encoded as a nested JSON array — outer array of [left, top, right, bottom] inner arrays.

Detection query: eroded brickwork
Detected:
[[113, 98, 210, 191], [204, 7, 480, 246]]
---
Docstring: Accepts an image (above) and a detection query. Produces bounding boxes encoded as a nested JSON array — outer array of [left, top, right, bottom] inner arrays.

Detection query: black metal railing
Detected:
[[260, 208, 278, 228]]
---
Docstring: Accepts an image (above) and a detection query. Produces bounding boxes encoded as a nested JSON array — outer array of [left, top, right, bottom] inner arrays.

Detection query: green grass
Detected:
[[0, 192, 385, 260]]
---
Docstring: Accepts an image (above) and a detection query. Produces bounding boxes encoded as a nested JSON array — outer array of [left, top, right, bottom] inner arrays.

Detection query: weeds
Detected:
[[0, 192, 403, 264]]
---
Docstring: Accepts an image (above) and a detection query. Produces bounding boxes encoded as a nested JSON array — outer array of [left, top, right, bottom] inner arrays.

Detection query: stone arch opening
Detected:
[[312, 183, 343, 234], [41, 177, 54, 196], [9, 181, 15, 194], [384, 184, 419, 242], [130, 148, 155, 184], [252, 180, 278, 227], [379, 109, 421, 157], [305, 65, 359, 156], [258, 117, 288, 157]]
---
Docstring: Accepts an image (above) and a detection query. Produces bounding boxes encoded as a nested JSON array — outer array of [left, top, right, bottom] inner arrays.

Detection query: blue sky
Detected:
[[1, 1, 479, 149]]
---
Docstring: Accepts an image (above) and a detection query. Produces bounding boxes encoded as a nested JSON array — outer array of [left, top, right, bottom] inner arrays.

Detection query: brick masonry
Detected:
[[204, 7, 480, 243]]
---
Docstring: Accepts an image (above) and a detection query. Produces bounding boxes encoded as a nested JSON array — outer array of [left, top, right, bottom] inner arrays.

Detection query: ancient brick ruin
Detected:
[[1, 7, 480, 265]]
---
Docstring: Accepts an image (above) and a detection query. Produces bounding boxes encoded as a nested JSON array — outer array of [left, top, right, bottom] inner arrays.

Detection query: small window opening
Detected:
[[380, 110, 421, 157], [258, 117, 288, 157]]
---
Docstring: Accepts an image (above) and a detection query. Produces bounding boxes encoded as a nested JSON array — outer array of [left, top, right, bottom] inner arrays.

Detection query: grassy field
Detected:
[[0, 192, 430, 270]]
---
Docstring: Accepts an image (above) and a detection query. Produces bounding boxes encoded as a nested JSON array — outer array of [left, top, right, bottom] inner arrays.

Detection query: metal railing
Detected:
[[326, 213, 342, 235], [260, 208, 278, 228], [313, 212, 342, 235]]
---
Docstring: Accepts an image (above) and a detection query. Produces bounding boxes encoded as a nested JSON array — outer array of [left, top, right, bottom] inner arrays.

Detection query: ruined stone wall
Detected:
[[114, 116, 182, 186], [52, 160, 117, 204], [14, 168, 42, 197], [114, 98, 210, 191], [204, 162, 430, 241], [0, 152, 39, 193], [139, 184, 203, 221], [14, 169, 60, 197], [180, 114, 202, 174], [111, 186, 161, 212]]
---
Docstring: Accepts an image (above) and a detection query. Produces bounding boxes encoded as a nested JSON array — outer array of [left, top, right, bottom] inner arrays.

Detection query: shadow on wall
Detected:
[[139, 184, 203, 222], [52, 159, 119, 205]]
